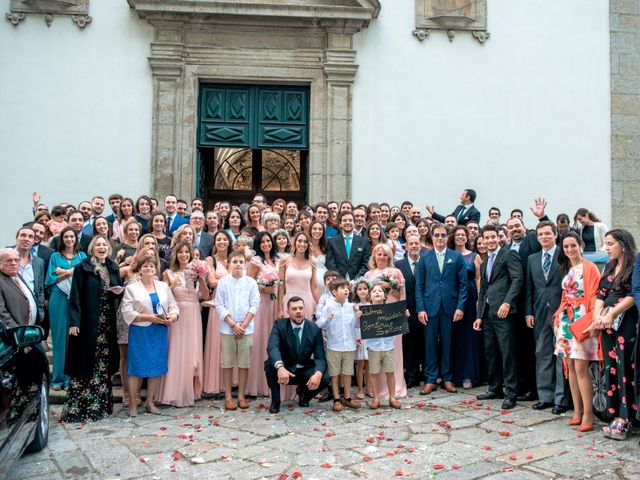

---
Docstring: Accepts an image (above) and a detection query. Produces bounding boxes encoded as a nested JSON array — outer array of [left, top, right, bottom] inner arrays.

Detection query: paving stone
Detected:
[[7, 457, 59, 479]]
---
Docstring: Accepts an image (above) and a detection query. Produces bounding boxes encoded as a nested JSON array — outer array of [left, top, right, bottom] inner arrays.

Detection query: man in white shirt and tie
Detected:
[[189, 209, 213, 258], [428, 188, 481, 226], [0, 248, 42, 328], [325, 212, 371, 281], [164, 194, 188, 238]]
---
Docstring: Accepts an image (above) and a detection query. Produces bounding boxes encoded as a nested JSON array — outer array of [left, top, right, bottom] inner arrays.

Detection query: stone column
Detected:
[[148, 21, 185, 201], [610, 0, 640, 238], [316, 22, 360, 203]]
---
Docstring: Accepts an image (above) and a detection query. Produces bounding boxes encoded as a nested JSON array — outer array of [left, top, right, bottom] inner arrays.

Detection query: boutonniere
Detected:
[[447, 259, 452, 264], [357, 247, 363, 252]]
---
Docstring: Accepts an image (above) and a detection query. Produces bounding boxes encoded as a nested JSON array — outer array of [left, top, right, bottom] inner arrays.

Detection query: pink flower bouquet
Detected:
[[185, 259, 211, 282], [380, 269, 405, 292], [257, 271, 282, 300]]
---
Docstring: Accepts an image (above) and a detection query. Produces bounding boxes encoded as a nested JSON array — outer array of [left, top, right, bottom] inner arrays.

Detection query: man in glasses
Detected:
[[415, 224, 467, 396]]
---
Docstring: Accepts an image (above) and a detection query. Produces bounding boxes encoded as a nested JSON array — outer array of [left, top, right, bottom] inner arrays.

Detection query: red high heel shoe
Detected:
[[568, 419, 581, 426], [577, 424, 593, 432]]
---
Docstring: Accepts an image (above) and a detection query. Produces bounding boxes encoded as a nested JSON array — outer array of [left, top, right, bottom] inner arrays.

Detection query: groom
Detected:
[[325, 211, 371, 280]]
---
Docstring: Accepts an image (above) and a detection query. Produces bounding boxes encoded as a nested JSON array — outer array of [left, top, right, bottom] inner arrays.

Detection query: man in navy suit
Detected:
[[429, 188, 481, 226], [105, 193, 123, 224], [265, 297, 329, 414], [396, 234, 424, 388], [416, 224, 468, 395], [164, 194, 188, 238], [189, 209, 213, 258], [325, 211, 370, 280]]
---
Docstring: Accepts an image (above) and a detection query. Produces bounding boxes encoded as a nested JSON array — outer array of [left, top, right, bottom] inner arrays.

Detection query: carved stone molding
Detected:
[[413, 0, 489, 44], [6, 0, 92, 29], [128, 0, 380, 204]]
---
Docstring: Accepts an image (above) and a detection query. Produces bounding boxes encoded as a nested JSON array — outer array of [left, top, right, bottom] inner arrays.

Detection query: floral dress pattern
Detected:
[[554, 264, 599, 361], [61, 292, 115, 423], [598, 272, 639, 421]]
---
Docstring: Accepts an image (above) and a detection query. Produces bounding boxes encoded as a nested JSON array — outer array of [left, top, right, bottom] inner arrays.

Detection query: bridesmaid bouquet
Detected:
[[257, 271, 282, 300], [185, 259, 211, 283], [380, 270, 405, 292]]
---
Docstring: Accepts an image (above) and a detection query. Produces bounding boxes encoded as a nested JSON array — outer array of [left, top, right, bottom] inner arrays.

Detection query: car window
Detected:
[[0, 324, 13, 362]]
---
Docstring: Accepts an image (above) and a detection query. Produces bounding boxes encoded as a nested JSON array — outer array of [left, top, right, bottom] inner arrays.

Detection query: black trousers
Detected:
[[264, 362, 330, 404], [483, 313, 518, 398], [402, 317, 424, 384], [514, 312, 537, 396]]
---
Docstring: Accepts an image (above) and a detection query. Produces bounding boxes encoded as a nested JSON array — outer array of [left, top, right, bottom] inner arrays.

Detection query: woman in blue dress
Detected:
[[449, 226, 485, 388], [121, 254, 179, 417], [45, 226, 86, 390]]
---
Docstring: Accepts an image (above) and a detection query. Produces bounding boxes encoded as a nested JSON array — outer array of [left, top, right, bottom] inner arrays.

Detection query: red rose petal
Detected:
[[292, 472, 302, 479], [320, 462, 332, 468], [452, 465, 461, 469], [433, 464, 445, 470], [499, 431, 511, 437], [482, 445, 492, 450], [366, 437, 375, 443], [363, 456, 373, 462], [324, 432, 336, 437], [508, 455, 517, 460], [277, 475, 288, 480]]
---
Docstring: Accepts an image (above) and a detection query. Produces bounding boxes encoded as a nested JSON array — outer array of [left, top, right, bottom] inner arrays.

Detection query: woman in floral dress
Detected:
[[554, 232, 601, 432], [62, 236, 123, 423], [593, 229, 638, 440]]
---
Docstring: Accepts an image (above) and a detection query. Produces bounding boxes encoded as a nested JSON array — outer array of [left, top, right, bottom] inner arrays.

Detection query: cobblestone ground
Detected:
[[12, 386, 640, 479]]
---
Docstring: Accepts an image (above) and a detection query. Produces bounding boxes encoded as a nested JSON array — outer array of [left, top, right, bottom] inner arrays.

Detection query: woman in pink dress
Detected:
[[158, 241, 210, 407], [277, 232, 320, 321], [202, 230, 233, 395], [364, 243, 408, 399], [246, 232, 280, 397]]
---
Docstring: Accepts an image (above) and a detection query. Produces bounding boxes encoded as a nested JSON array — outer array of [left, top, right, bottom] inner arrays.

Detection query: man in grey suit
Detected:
[[525, 221, 569, 413], [0, 248, 43, 328], [14, 228, 46, 322], [190, 209, 213, 258], [473, 225, 523, 409]]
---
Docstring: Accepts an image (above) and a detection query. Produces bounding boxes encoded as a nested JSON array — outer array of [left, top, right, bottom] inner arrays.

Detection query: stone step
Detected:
[[49, 386, 147, 405]]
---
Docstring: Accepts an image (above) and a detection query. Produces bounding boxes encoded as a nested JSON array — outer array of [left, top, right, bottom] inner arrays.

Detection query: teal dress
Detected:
[[45, 251, 87, 387]]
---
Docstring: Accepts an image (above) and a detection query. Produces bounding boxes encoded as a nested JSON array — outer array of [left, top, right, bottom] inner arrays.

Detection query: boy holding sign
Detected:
[[316, 278, 361, 412], [366, 284, 402, 409]]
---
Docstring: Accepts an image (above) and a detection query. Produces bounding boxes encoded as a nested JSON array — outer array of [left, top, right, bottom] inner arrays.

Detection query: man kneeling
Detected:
[[265, 296, 329, 414]]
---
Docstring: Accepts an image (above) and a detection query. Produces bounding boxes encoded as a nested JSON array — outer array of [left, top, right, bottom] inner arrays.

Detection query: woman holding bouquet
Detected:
[[203, 230, 233, 394], [364, 243, 408, 399], [246, 232, 280, 396], [158, 241, 210, 406]]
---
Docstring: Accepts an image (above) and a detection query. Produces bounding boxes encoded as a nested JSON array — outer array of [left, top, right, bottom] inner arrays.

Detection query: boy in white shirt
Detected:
[[216, 251, 260, 411], [316, 278, 361, 412], [314, 269, 341, 321]]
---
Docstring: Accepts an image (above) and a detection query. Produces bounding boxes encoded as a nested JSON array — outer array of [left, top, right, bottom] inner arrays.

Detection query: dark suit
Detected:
[[525, 247, 568, 406], [478, 247, 523, 398], [416, 248, 468, 384], [196, 231, 214, 258], [433, 204, 481, 226], [396, 256, 424, 385], [34, 244, 54, 280], [265, 318, 329, 404], [325, 234, 371, 279], [166, 214, 188, 237]]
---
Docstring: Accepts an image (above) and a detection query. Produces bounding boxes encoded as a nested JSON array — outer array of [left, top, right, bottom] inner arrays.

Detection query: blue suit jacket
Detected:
[[415, 248, 468, 318], [167, 214, 188, 237]]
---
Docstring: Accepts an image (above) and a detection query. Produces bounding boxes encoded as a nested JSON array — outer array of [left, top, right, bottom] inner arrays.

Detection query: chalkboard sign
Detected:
[[359, 301, 409, 339]]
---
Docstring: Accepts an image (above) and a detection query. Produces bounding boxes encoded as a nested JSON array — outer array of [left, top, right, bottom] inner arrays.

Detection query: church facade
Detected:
[[1, 0, 637, 243]]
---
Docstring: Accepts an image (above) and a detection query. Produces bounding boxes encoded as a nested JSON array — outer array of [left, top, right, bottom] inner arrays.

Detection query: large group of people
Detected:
[[1, 188, 640, 443]]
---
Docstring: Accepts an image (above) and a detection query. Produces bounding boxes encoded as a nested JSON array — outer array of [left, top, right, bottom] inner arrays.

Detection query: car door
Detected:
[[0, 322, 19, 477]]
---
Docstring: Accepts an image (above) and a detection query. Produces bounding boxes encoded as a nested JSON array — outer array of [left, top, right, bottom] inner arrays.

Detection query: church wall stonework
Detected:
[[611, 0, 640, 239]]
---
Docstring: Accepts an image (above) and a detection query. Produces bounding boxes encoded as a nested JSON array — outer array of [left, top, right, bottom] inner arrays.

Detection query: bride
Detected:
[[309, 221, 328, 294]]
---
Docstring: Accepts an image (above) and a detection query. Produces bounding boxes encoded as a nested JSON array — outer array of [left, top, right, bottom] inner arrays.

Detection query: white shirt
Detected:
[[215, 274, 260, 335], [541, 245, 557, 268], [314, 292, 334, 320], [315, 298, 357, 351], [365, 334, 395, 352]]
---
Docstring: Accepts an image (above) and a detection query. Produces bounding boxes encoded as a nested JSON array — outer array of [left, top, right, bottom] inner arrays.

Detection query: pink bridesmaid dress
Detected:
[[246, 256, 280, 397], [203, 261, 230, 394], [282, 261, 317, 321], [158, 270, 203, 406], [364, 267, 408, 399]]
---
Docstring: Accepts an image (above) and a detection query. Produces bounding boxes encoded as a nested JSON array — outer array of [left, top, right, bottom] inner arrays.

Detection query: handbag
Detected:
[[568, 311, 594, 343]]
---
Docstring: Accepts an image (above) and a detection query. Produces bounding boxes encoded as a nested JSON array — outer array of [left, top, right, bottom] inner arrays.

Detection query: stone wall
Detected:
[[611, 0, 640, 238]]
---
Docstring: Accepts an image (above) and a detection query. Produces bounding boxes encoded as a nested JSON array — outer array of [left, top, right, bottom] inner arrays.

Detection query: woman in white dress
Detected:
[[309, 221, 328, 295]]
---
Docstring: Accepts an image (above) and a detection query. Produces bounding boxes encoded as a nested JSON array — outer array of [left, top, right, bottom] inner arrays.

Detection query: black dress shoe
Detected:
[[551, 405, 569, 415], [269, 401, 281, 414], [531, 401, 553, 411], [517, 391, 535, 402], [501, 397, 517, 410], [476, 391, 505, 400], [299, 398, 310, 408]]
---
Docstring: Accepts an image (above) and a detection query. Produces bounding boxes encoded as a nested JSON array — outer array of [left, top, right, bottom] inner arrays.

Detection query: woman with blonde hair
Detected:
[[364, 242, 408, 399], [112, 218, 141, 272], [170, 224, 195, 248]]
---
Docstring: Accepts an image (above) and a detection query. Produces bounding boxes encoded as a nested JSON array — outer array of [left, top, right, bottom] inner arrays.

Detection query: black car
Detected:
[[0, 322, 49, 478]]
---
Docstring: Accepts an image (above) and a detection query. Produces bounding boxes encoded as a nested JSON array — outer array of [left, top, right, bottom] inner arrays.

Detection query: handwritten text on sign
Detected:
[[359, 301, 409, 340]]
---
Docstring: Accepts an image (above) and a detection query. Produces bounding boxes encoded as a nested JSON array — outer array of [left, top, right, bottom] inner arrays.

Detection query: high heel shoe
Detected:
[[568, 419, 581, 426], [577, 424, 593, 432]]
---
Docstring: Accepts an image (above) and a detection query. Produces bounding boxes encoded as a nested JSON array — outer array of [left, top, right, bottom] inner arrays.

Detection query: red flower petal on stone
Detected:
[[363, 456, 373, 462], [292, 472, 302, 479], [501, 419, 514, 424], [324, 432, 336, 437], [485, 429, 493, 433], [139, 458, 148, 463], [415, 402, 426, 408], [320, 463, 332, 468], [172, 450, 183, 461], [394, 471, 405, 476], [482, 445, 492, 450], [526, 455, 534, 460], [499, 431, 511, 437], [386, 452, 395, 457], [159, 426, 167, 430], [366, 437, 375, 443], [432, 464, 445, 470], [397, 444, 405, 448], [617, 457, 625, 461], [500, 410, 509, 415], [451, 465, 461, 469], [277, 475, 288, 480], [509, 455, 517, 460], [407, 448, 415, 453], [169, 464, 177, 472]]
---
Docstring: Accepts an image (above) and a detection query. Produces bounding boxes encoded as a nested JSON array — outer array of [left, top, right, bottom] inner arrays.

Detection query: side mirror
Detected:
[[12, 325, 44, 348]]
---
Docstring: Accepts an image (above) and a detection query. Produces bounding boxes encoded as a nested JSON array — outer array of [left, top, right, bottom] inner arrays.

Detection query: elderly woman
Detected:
[[263, 211, 281, 234], [62, 236, 123, 423], [364, 243, 408, 399], [171, 224, 195, 248], [121, 254, 179, 416]]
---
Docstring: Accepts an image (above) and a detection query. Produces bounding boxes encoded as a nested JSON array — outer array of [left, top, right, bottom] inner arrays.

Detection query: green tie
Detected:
[[293, 326, 301, 354], [437, 251, 445, 272]]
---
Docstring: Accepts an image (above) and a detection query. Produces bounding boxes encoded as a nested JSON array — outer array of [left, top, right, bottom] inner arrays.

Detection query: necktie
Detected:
[[293, 326, 301, 354], [412, 261, 417, 276], [457, 206, 466, 222], [14, 277, 33, 324], [436, 251, 445, 272], [486, 253, 496, 280], [345, 236, 352, 258], [30, 247, 37, 258], [543, 252, 552, 279], [166, 216, 173, 235]]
